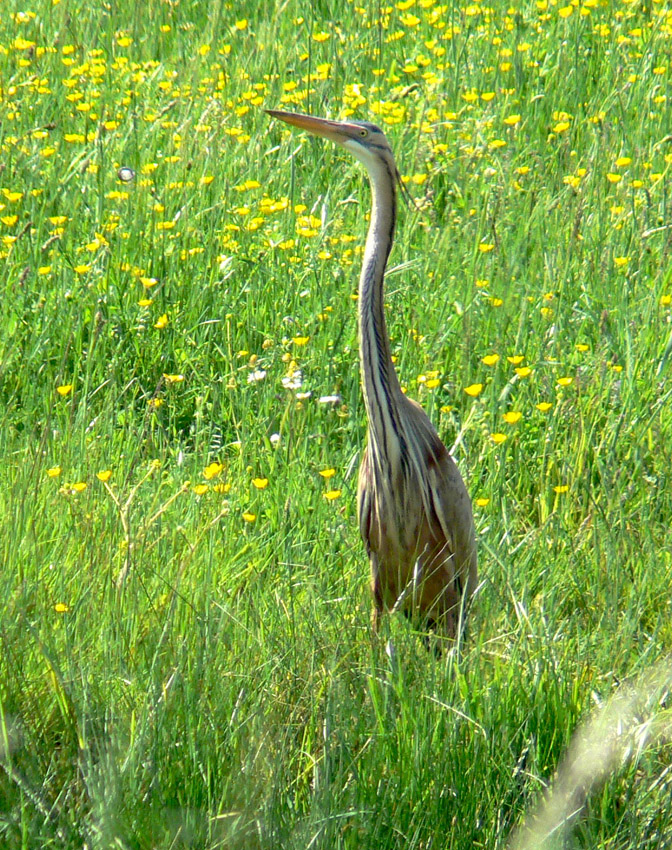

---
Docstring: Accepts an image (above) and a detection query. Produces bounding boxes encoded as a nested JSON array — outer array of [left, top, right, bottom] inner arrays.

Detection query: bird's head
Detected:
[[266, 109, 398, 182]]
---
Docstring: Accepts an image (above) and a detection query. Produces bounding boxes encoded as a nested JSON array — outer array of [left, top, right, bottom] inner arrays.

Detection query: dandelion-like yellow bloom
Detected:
[[46, 466, 62, 478], [553, 485, 569, 493], [464, 383, 483, 397], [502, 411, 522, 424], [536, 402, 553, 412], [57, 384, 73, 396], [252, 478, 269, 489], [475, 497, 490, 507], [96, 470, 112, 482], [323, 489, 342, 501], [204, 462, 223, 480], [482, 354, 500, 366], [193, 484, 209, 495], [242, 511, 256, 522], [54, 603, 69, 613], [490, 433, 508, 444], [154, 314, 169, 329]]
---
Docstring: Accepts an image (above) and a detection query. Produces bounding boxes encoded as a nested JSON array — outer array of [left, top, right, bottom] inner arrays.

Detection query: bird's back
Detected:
[[357, 394, 476, 637]]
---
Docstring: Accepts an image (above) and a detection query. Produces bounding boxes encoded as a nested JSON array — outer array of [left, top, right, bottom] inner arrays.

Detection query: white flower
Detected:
[[247, 370, 267, 384], [281, 369, 303, 390], [318, 394, 341, 405]]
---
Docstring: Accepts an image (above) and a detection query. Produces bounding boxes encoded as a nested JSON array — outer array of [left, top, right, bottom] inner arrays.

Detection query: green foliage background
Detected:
[[1, 0, 671, 847]]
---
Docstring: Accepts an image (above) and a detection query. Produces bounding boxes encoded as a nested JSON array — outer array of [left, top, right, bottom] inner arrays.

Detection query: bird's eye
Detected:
[[359, 128, 368, 138]]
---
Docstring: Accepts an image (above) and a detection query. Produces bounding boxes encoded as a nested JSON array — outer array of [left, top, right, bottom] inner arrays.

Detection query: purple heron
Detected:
[[267, 110, 477, 645]]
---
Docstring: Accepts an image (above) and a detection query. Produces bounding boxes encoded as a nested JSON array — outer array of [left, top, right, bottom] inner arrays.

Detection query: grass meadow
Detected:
[[2, 0, 672, 847]]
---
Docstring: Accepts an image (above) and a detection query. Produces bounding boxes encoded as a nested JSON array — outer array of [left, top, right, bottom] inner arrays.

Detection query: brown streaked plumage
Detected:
[[267, 109, 477, 646]]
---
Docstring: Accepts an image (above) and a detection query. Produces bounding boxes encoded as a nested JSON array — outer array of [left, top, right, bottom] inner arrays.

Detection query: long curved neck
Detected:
[[358, 157, 405, 456]]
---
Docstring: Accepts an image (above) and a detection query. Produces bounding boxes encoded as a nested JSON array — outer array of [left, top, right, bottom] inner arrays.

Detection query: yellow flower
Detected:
[[558, 5, 573, 17], [204, 462, 223, 480], [54, 603, 69, 613], [319, 468, 336, 478], [502, 411, 522, 424], [614, 256, 630, 267], [163, 373, 184, 384], [481, 354, 500, 366], [536, 402, 553, 412], [72, 482, 87, 492], [553, 484, 569, 493], [478, 242, 495, 253], [556, 377, 573, 387], [74, 264, 91, 274], [235, 18, 248, 29], [515, 366, 532, 378], [242, 511, 256, 522], [154, 314, 169, 329], [46, 466, 62, 478], [575, 343, 589, 352], [323, 489, 342, 501], [57, 384, 73, 396], [661, 294, 671, 307], [490, 433, 508, 444], [252, 477, 269, 489], [606, 173, 621, 184], [96, 470, 112, 482], [425, 378, 440, 389], [193, 484, 209, 495], [475, 497, 490, 507], [507, 355, 524, 365], [292, 336, 310, 346], [464, 383, 483, 397], [213, 482, 231, 494], [503, 114, 521, 126]]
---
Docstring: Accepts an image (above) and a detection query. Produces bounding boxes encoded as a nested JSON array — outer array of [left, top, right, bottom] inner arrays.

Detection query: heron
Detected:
[[267, 109, 477, 646]]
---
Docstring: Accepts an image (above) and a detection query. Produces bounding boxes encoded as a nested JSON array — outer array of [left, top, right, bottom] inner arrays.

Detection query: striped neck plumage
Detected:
[[357, 153, 405, 461]]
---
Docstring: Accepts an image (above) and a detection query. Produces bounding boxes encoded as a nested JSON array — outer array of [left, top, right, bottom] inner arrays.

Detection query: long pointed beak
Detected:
[[266, 109, 362, 145]]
